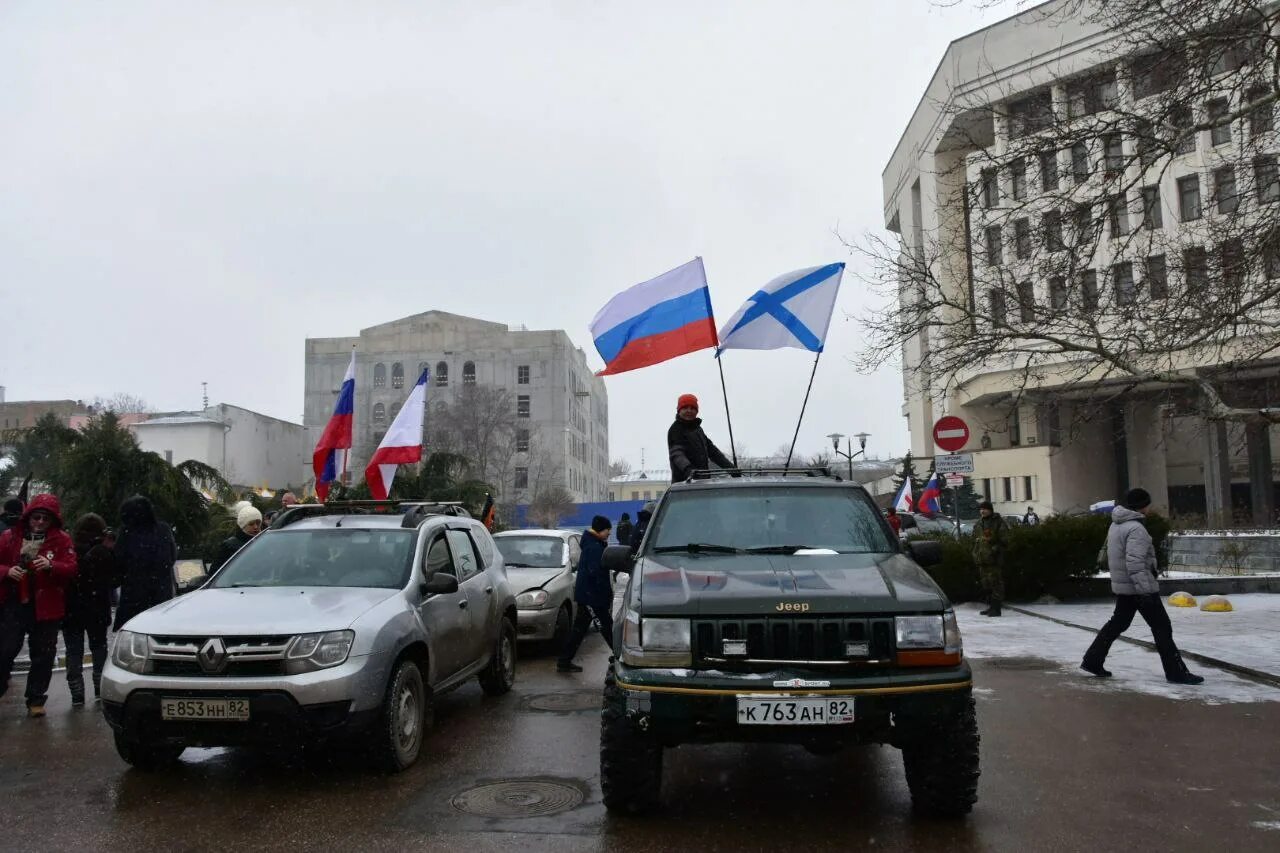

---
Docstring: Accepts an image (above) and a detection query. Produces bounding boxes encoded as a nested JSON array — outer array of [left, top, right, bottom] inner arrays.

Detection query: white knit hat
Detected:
[[237, 505, 263, 530]]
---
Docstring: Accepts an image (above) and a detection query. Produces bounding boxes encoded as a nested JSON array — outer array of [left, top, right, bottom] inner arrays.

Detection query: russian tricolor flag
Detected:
[[313, 351, 356, 502], [365, 368, 430, 500], [919, 473, 943, 516], [589, 258, 719, 376]]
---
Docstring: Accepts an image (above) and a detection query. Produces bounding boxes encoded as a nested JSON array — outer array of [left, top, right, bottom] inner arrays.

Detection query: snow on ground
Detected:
[[1017, 593, 1280, 679], [956, 602, 1280, 705]]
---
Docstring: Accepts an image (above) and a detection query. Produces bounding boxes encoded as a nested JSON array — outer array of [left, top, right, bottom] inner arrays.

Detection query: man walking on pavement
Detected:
[[557, 516, 615, 673], [1081, 488, 1203, 684], [972, 501, 1006, 617], [668, 393, 735, 481], [615, 512, 633, 548]]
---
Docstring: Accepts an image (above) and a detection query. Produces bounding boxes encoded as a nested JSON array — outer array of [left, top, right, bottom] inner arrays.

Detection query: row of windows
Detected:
[[370, 361, 533, 389], [370, 395, 534, 424], [979, 476, 1036, 504]]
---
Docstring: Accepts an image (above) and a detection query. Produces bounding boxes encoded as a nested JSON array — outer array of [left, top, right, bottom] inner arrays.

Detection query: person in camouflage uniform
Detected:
[[972, 500, 1006, 617]]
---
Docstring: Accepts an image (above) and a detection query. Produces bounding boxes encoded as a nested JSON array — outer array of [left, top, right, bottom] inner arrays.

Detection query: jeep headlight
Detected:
[[621, 609, 691, 667], [894, 615, 945, 649], [111, 630, 151, 674], [516, 590, 550, 609], [285, 630, 354, 673], [942, 610, 963, 655]]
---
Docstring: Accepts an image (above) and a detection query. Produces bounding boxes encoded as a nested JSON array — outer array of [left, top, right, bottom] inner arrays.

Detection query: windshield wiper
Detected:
[[227, 582, 261, 588], [652, 543, 741, 555], [745, 545, 817, 555], [504, 561, 534, 568]]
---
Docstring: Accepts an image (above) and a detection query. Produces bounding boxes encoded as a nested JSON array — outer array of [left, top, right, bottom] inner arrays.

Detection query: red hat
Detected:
[[677, 393, 699, 413]]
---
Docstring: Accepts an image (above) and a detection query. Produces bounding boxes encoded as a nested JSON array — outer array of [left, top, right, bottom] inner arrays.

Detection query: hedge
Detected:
[[917, 513, 1170, 603]]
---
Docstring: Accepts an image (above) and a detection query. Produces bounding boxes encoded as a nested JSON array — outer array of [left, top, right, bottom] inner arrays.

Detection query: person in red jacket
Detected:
[[0, 493, 78, 717]]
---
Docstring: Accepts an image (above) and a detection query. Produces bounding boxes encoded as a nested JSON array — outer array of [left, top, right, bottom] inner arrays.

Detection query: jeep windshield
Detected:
[[210, 528, 416, 589], [648, 487, 894, 555], [494, 535, 565, 568]]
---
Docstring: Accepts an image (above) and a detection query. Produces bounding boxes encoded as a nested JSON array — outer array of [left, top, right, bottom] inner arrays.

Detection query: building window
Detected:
[[1112, 261, 1136, 305], [1172, 105, 1195, 154], [1102, 134, 1124, 176], [631, 491, 640, 501], [1213, 166, 1239, 214], [390, 402, 402, 422], [1219, 238, 1245, 290], [463, 361, 476, 385], [643, 491, 652, 501], [1008, 92, 1052, 139], [1049, 276, 1068, 311], [1135, 119, 1158, 169], [1016, 281, 1035, 323], [1043, 210, 1064, 252], [1039, 150, 1059, 191], [608, 491, 616, 501], [1009, 158, 1026, 201], [1073, 203, 1093, 244], [1014, 218, 1031, 259], [1071, 142, 1090, 183], [391, 362, 404, 389], [1206, 98, 1231, 146], [988, 289, 1007, 327], [1106, 195, 1130, 237], [1265, 232, 1280, 280], [435, 361, 449, 386], [1008, 407, 1021, 446], [978, 168, 998, 209], [514, 467, 529, 490], [1080, 270, 1099, 312], [1132, 48, 1184, 99], [1145, 255, 1169, 299], [517, 365, 530, 385], [1066, 70, 1118, 118], [1248, 87, 1273, 138], [1177, 175, 1201, 221], [1183, 246, 1209, 293], [1023, 476, 1035, 501], [517, 394, 530, 418], [1140, 185, 1163, 229], [1254, 155, 1279, 203], [373, 363, 386, 388], [516, 428, 529, 452], [984, 225, 1003, 266], [373, 403, 386, 425], [373, 430, 386, 444]]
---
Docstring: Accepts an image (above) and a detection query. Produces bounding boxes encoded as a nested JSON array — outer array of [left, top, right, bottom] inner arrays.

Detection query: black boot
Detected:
[[979, 603, 1002, 617], [69, 682, 85, 707], [92, 671, 102, 700]]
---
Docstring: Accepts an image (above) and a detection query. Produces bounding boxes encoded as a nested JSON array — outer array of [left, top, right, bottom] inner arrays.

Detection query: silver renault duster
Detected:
[[101, 502, 517, 772]]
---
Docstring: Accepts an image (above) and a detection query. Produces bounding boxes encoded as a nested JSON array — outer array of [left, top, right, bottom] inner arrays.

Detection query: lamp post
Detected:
[[827, 432, 870, 481]]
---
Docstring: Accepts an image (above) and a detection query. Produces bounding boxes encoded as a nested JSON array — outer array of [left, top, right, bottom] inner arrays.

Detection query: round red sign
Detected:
[[932, 416, 970, 452]]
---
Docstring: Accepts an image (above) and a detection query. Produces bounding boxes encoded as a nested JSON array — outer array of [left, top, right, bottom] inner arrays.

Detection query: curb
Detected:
[[1003, 605, 1280, 691]]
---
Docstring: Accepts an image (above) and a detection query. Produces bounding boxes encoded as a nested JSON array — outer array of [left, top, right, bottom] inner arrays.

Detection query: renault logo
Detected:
[[197, 637, 228, 673]]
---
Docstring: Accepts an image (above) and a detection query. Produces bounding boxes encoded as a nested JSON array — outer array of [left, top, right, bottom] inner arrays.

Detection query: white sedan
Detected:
[[493, 529, 580, 644]]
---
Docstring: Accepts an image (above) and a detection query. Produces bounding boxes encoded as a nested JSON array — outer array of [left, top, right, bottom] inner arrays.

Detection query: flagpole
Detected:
[[716, 355, 739, 467], [784, 352, 822, 470]]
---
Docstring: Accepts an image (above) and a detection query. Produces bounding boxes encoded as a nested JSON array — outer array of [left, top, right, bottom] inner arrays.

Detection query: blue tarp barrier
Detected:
[[511, 500, 647, 531]]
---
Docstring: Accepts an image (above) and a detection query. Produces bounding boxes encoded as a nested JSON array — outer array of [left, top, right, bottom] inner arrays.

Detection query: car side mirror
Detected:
[[602, 545, 635, 575], [905, 539, 943, 568], [423, 573, 459, 595], [176, 573, 208, 596]]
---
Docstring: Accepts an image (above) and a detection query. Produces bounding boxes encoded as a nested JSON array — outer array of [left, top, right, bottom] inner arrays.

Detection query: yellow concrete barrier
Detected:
[[1199, 595, 1233, 612], [1168, 591, 1197, 607]]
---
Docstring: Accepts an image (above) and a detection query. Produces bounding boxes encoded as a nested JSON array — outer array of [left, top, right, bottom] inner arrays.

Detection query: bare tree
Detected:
[[92, 393, 154, 414], [527, 485, 575, 528], [854, 0, 1280, 521], [608, 458, 631, 479]]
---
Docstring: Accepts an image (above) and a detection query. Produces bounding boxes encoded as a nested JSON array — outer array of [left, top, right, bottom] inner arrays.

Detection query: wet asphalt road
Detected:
[[3, 641, 1279, 853]]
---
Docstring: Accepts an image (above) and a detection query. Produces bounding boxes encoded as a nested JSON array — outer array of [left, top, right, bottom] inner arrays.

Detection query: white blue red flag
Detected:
[[717, 263, 844, 354], [893, 477, 914, 513], [919, 473, 942, 516], [590, 258, 719, 376], [365, 368, 429, 500], [313, 350, 356, 502]]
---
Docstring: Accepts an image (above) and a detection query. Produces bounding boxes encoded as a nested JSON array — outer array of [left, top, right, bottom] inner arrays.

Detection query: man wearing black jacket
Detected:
[[668, 393, 734, 482]]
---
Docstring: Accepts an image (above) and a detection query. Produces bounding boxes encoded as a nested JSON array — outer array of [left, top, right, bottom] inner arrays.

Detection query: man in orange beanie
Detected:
[[668, 393, 735, 481]]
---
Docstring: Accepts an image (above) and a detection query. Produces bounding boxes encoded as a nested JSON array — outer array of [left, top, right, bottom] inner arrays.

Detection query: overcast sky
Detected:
[[2, 0, 998, 472]]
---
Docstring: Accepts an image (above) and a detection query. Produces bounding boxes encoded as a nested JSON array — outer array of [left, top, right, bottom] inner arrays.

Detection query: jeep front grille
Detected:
[[692, 617, 895, 666]]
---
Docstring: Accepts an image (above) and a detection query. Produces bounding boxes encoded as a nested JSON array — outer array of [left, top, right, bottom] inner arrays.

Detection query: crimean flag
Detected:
[[892, 477, 914, 513], [365, 368, 429, 500], [313, 350, 356, 502]]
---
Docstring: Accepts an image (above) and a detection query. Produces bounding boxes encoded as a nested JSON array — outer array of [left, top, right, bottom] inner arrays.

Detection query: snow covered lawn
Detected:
[[956, 601, 1280, 705]]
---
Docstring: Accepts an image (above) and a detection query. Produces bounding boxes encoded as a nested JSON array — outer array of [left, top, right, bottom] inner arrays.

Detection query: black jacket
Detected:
[[113, 497, 177, 630], [212, 528, 254, 573], [67, 539, 117, 627], [629, 510, 652, 554], [668, 417, 734, 481], [615, 519, 634, 546]]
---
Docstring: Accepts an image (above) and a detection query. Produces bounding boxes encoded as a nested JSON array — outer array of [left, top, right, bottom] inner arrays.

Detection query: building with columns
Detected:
[[882, 0, 1280, 520]]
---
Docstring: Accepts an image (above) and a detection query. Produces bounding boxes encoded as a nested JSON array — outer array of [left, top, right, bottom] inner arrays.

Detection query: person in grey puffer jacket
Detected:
[[1081, 488, 1203, 684]]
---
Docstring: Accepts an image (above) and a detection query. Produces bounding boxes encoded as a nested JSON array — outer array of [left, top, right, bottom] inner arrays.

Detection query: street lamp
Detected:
[[828, 432, 870, 481]]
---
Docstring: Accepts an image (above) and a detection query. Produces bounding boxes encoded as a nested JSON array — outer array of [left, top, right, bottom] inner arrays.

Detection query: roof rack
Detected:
[[684, 467, 842, 482], [269, 500, 471, 530], [400, 502, 471, 528]]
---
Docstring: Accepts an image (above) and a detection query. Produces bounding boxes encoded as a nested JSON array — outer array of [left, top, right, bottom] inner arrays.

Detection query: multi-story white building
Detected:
[[304, 311, 608, 503], [882, 1, 1280, 519]]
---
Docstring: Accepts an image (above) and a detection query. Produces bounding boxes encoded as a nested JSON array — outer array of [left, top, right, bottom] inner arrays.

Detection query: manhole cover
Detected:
[[451, 780, 584, 818], [984, 656, 1054, 670], [524, 691, 600, 712]]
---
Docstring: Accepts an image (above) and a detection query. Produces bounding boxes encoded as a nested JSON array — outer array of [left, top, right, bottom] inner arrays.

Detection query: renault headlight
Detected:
[[111, 631, 151, 673], [516, 590, 550, 609], [894, 615, 945, 649], [621, 609, 691, 667], [286, 630, 354, 673]]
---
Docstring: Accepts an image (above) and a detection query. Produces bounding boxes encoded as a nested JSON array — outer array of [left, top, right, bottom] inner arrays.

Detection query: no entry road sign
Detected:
[[933, 416, 970, 452]]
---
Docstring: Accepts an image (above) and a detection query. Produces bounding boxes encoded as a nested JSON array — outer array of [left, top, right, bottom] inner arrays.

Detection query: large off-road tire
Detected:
[[600, 669, 663, 814], [898, 694, 980, 818], [113, 731, 185, 771], [478, 617, 517, 696], [368, 659, 430, 773]]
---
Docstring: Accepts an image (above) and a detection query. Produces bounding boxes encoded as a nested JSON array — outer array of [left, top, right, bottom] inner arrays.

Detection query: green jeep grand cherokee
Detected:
[[599, 470, 978, 817]]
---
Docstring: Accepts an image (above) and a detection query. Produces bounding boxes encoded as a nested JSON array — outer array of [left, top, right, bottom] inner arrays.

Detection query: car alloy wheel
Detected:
[[396, 678, 422, 755]]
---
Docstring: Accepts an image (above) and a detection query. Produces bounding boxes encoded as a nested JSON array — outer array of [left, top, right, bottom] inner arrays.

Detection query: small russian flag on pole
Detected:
[[313, 350, 356, 502]]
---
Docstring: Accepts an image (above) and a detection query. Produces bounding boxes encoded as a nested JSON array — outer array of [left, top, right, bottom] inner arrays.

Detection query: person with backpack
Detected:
[[1081, 488, 1202, 684]]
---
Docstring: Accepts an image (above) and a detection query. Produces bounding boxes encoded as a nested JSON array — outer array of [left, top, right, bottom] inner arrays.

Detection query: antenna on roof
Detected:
[[201, 381, 208, 410]]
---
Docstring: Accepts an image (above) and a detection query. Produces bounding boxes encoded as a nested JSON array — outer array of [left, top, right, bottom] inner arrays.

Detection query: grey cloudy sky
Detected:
[[2, 0, 997, 471]]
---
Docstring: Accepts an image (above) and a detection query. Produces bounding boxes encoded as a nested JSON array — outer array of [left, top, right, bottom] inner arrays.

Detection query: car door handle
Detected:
[[459, 600, 468, 609], [485, 586, 493, 594]]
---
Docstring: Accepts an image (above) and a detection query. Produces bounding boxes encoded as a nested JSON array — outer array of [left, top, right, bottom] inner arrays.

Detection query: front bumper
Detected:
[[612, 660, 973, 746], [516, 606, 562, 641]]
